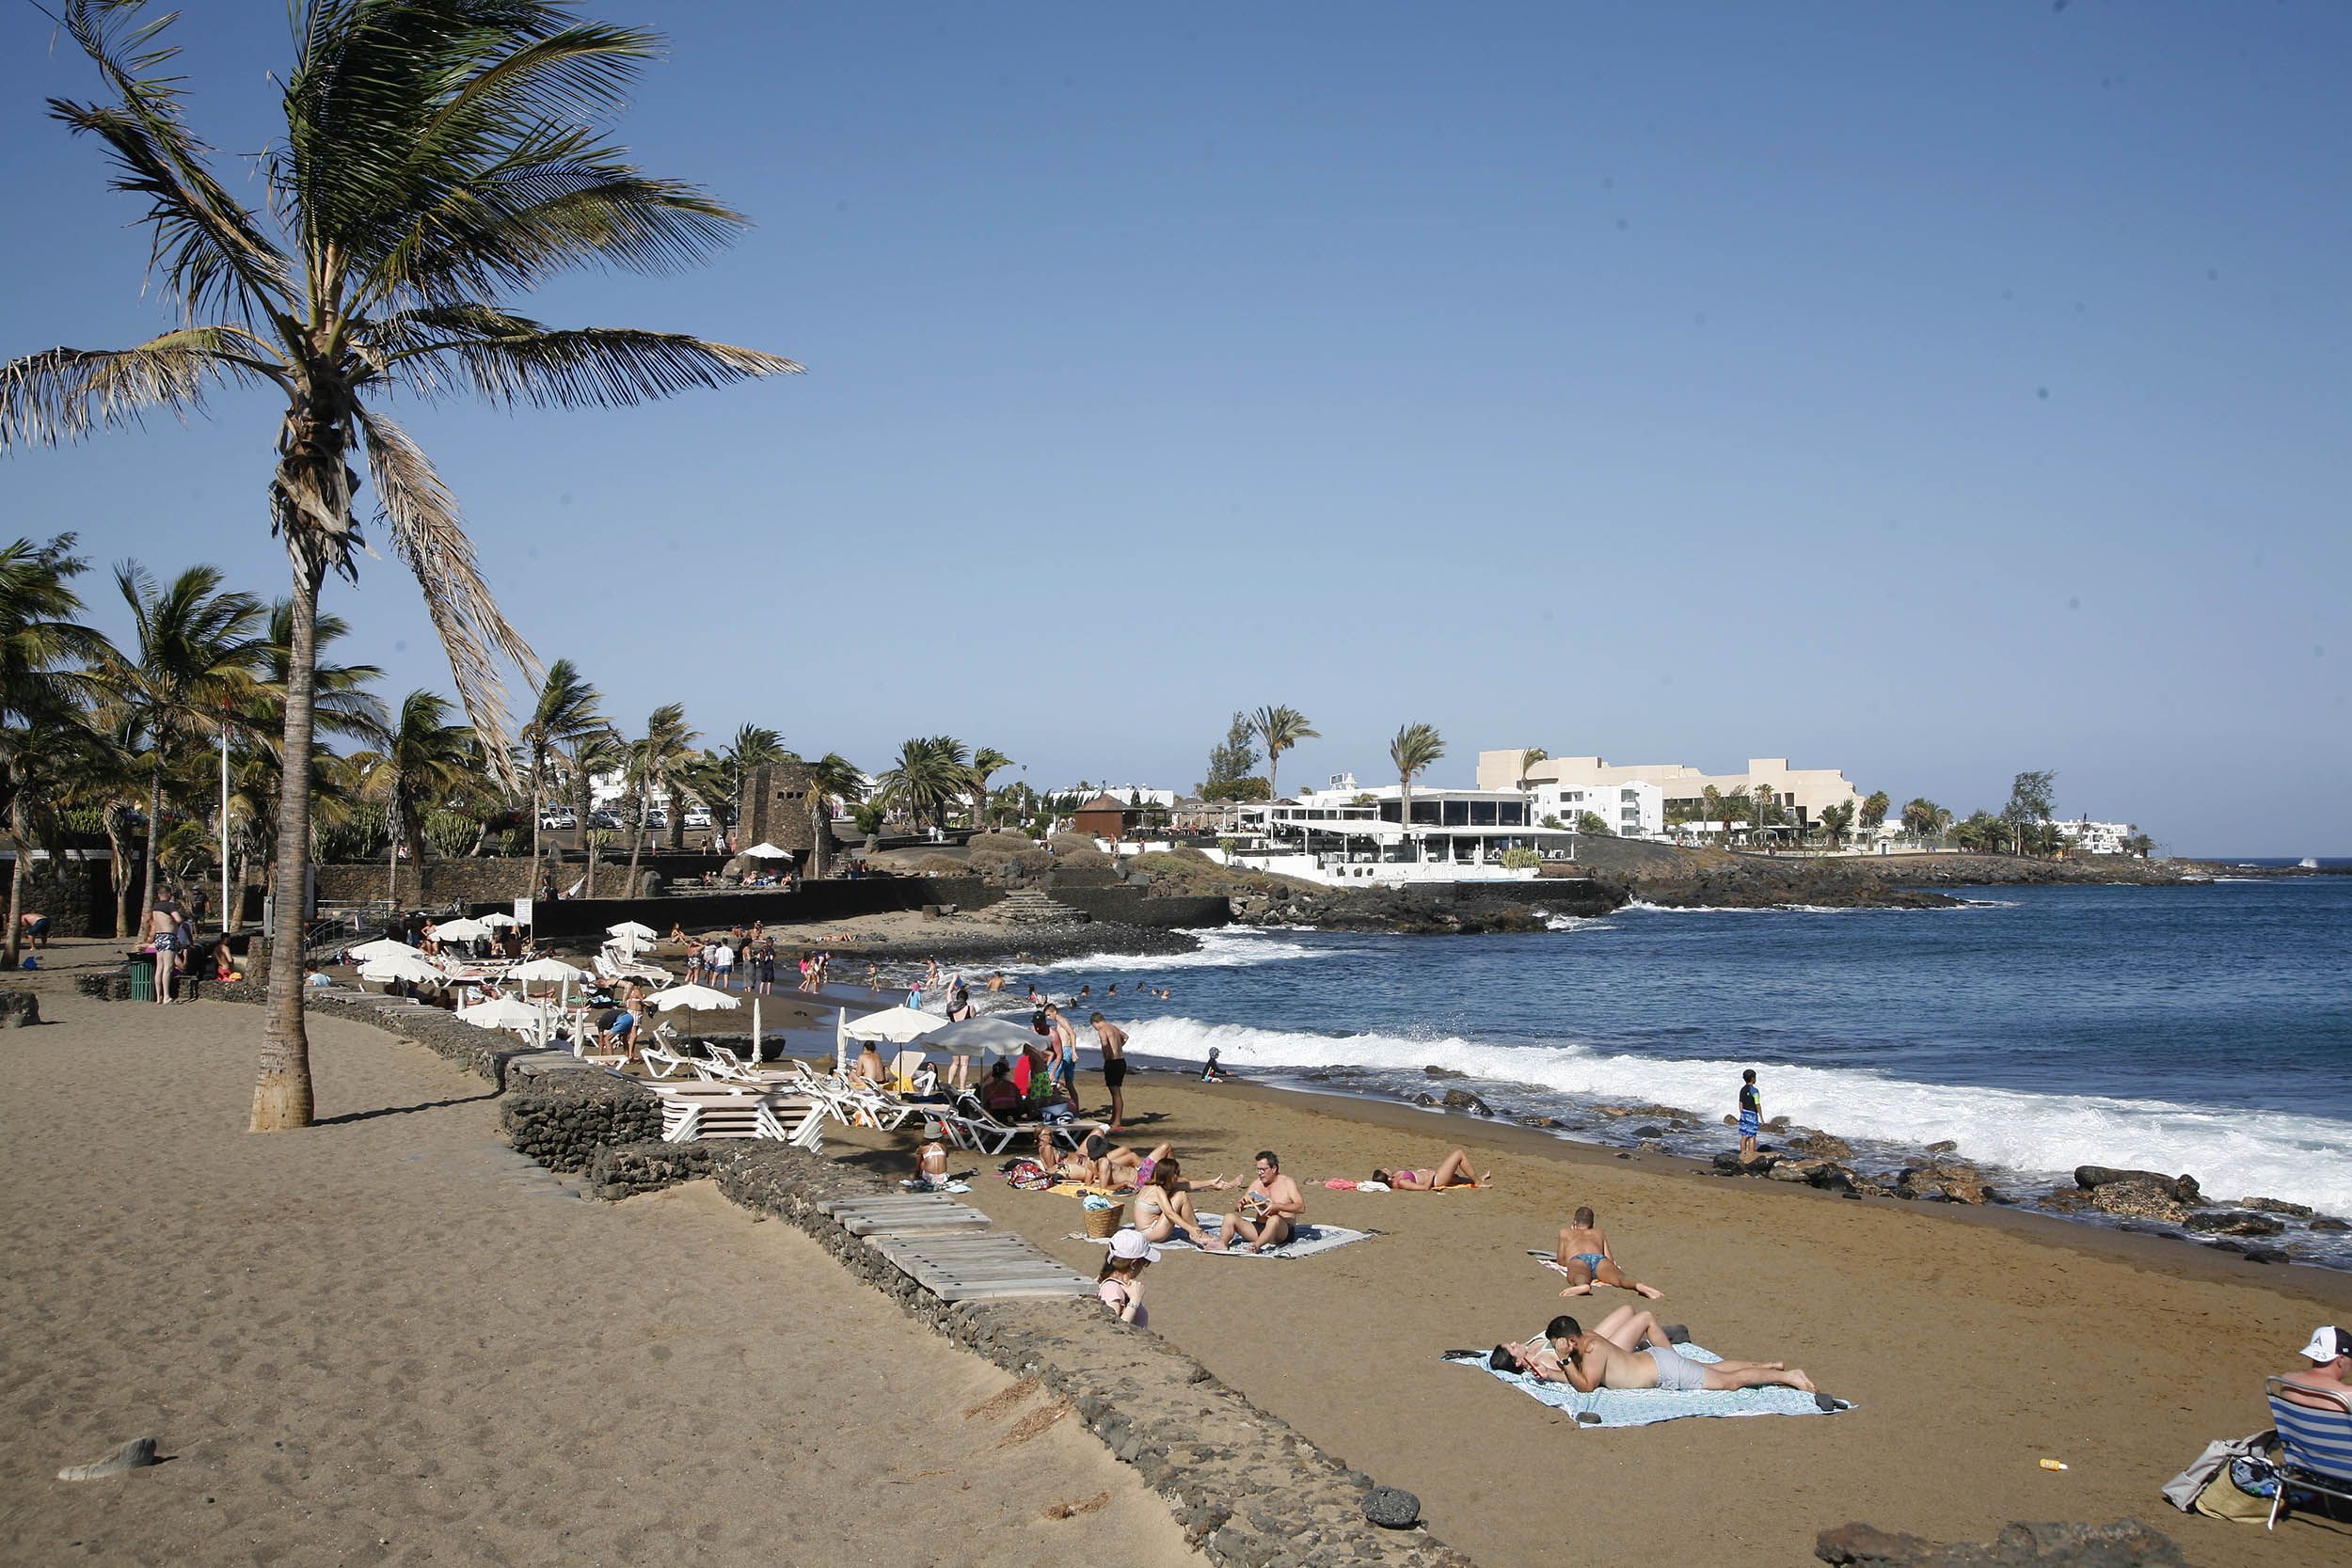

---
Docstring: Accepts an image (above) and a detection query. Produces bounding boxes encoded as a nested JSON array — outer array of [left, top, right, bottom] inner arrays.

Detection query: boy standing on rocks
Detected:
[[1738, 1069, 1761, 1161]]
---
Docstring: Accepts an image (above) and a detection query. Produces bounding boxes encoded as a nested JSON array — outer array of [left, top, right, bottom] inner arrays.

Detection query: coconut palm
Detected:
[[1517, 747, 1548, 792], [89, 563, 269, 924], [966, 747, 1014, 830], [356, 690, 475, 904], [1388, 722, 1445, 833], [878, 736, 968, 833], [0, 534, 106, 967], [0, 1, 800, 1130], [519, 658, 608, 866], [1900, 797, 1947, 847], [1818, 800, 1855, 850], [797, 752, 866, 879], [1859, 790, 1890, 833], [625, 705, 698, 879], [1249, 706, 1319, 803]]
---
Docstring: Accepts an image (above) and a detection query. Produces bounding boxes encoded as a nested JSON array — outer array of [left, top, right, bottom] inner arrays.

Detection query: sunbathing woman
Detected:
[[1133, 1156, 1229, 1249], [1373, 1148, 1489, 1191], [1540, 1307, 1815, 1395], [1555, 1205, 1664, 1299]]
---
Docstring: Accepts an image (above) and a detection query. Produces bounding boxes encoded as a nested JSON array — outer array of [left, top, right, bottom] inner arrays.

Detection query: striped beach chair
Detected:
[[2264, 1377, 2352, 1530]]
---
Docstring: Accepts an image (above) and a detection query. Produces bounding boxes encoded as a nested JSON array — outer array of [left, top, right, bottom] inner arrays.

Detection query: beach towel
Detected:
[[899, 1178, 973, 1194], [1084, 1214, 1375, 1260], [1442, 1345, 1851, 1428]]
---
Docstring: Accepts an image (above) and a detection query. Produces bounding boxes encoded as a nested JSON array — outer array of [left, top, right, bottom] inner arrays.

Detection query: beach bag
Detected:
[[2193, 1456, 2280, 1523]]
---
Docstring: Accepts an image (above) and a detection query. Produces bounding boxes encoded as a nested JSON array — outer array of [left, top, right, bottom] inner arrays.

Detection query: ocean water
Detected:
[[1012, 877, 2352, 1263]]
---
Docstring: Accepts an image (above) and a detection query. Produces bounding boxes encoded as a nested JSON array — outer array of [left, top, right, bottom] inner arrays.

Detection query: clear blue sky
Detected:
[[4, 3, 2345, 854]]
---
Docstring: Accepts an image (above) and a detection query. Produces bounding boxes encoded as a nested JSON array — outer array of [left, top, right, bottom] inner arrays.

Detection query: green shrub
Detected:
[[1501, 847, 1540, 869]]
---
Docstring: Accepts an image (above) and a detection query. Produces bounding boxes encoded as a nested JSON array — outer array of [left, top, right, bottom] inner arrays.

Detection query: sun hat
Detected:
[[1107, 1227, 1161, 1262], [2299, 1326, 2350, 1363]]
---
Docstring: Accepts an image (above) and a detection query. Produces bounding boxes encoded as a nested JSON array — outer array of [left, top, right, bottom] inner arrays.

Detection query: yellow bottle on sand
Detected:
[[2038, 1459, 2068, 1472]]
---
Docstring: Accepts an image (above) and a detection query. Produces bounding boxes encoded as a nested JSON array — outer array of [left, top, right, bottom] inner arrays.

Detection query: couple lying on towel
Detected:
[[1490, 1307, 1816, 1395]]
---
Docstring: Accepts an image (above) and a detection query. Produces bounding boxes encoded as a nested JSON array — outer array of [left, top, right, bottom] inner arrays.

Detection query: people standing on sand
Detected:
[[146, 890, 183, 1006], [1555, 1205, 1663, 1298], [1518, 1307, 1815, 1394], [1211, 1150, 1305, 1253], [1374, 1148, 1489, 1191], [1097, 1229, 1158, 1324], [1042, 1005, 1081, 1105], [1738, 1069, 1761, 1160], [1090, 1012, 1130, 1128], [707, 935, 735, 991]]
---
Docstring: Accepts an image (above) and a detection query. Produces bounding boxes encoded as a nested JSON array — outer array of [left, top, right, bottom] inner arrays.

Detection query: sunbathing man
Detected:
[[1134, 1155, 1232, 1249], [1374, 1148, 1489, 1191], [1555, 1205, 1664, 1299], [1534, 1307, 1814, 1394], [1210, 1149, 1305, 1253]]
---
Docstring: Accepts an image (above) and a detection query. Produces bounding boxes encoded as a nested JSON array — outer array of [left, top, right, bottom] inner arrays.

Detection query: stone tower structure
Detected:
[[739, 760, 834, 871]]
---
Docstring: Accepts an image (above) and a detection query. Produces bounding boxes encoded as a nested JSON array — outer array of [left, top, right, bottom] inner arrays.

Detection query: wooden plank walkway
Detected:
[[816, 1194, 994, 1237], [863, 1230, 1093, 1302]]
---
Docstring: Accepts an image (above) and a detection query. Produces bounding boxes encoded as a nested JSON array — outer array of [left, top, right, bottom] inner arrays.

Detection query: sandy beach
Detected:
[[0, 991, 1199, 1568], [828, 1066, 2352, 1566]]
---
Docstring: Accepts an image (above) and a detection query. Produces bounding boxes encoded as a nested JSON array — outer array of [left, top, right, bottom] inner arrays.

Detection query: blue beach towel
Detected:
[[1442, 1344, 1853, 1428]]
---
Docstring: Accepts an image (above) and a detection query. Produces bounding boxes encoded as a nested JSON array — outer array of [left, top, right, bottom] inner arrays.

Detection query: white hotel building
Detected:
[[1213, 774, 1580, 886]]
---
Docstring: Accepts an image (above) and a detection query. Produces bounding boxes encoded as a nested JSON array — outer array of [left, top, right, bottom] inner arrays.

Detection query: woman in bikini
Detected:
[[1132, 1156, 1229, 1249], [1373, 1148, 1489, 1191]]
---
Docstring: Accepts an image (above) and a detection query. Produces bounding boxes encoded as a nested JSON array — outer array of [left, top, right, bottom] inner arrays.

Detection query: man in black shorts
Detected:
[[1089, 1011, 1130, 1130]]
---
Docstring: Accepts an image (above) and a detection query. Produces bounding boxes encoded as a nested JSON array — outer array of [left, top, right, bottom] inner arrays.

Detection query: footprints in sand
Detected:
[[963, 1375, 1073, 1449]]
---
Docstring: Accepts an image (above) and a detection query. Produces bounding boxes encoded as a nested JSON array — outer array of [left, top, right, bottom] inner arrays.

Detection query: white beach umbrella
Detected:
[[926, 1015, 1039, 1055], [607, 928, 655, 956], [843, 1006, 947, 1044], [741, 842, 793, 859], [646, 981, 739, 1042], [607, 920, 659, 940], [348, 937, 417, 963], [359, 951, 446, 988], [479, 911, 521, 927], [456, 995, 545, 1032], [432, 917, 493, 942], [508, 957, 589, 984]]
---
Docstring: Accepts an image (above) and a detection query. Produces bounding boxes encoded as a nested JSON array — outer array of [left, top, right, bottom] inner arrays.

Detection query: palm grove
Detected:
[[0, 1, 815, 1130]]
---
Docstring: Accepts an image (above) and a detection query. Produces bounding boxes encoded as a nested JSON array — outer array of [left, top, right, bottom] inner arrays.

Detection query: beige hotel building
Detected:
[[1475, 750, 1866, 832]]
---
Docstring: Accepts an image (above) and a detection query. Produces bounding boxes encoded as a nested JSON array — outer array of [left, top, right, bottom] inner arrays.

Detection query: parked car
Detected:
[[586, 809, 622, 831], [538, 810, 577, 830], [643, 808, 668, 831], [683, 806, 713, 829]]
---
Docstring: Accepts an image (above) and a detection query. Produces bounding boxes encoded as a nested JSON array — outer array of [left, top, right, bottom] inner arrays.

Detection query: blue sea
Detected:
[[1006, 873, 2352, 1263]]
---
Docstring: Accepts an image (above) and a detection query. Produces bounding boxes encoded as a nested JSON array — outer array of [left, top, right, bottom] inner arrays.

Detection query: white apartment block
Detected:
[[2053, 818, 2138, 856], [1478, 750, 1863, 832], [1533, 780, 1663, 837]]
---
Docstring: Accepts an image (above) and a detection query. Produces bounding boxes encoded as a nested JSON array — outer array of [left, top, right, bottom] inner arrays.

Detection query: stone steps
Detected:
[[995, 890, 1089, 926]]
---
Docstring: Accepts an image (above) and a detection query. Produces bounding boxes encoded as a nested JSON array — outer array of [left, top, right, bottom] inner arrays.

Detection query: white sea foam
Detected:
[[1619, 899, 2006, 914], [1025, 926, 1346, 973], [1543, 914, 1619, 932], [1123, 1016, 2352, 1215]]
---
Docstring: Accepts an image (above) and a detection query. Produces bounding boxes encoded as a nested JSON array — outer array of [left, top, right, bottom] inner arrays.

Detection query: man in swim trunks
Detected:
[[1738, 1068, 1761, 1160], [1548, 1308, 1813, 1394], [1090, 1012, 1130, 1128], [1211, 1150, 1304, 1254], [1555, 1205, 1663, 1299]]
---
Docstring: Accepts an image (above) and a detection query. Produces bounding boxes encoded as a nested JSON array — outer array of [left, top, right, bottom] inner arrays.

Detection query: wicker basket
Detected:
[[1082, 1204, 1127, 1240]]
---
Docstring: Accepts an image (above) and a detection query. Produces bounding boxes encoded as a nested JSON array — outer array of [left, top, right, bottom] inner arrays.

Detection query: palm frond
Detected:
[[363, 305, 800, 406], [355, 405, 536, 790], [52, 2, 292, 321], [0, 330, 279, 451]]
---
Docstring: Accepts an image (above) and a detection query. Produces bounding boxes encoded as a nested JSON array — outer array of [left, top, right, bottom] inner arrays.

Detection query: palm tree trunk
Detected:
[[807, 796, 827, 879], [626, 818, 644, 898], [529, 754, 543, 870], [386, 810, 400, 906], [2, 803, 26, 971], [252, 551, 323, 1132], [143, 760, 164, 924], [108, 813, 135, 938]]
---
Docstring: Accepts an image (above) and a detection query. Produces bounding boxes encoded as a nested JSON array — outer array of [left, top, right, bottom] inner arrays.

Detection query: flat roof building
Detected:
[[1478, 750, 1863, 831]]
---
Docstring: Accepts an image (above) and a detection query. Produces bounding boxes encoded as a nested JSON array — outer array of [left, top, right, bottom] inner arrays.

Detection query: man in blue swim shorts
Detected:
[[1738, 1069, 1761, 1160]]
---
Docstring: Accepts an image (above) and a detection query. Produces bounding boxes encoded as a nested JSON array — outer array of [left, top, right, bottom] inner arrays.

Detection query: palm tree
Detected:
[[356, 691, 475, 905], [877, 736, 968, 834], [90, 563, 269, 925], [1388, 722, 1445, 838], [1900, 797, 1946, 847], [1818, 800, 1855, 850], [1859, 790, 1890, 834], [966, 747, 1014, 830], [0, 534, 105, 967], [1517, 747, 1549, 792], [1, 2, 800, 1131], [1699, 784, 1724, 841], [801, 752, 866, 879], [625, 704, 698, 883], [519, 659, 609, 868], [1250, 706, 1320, 802]]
